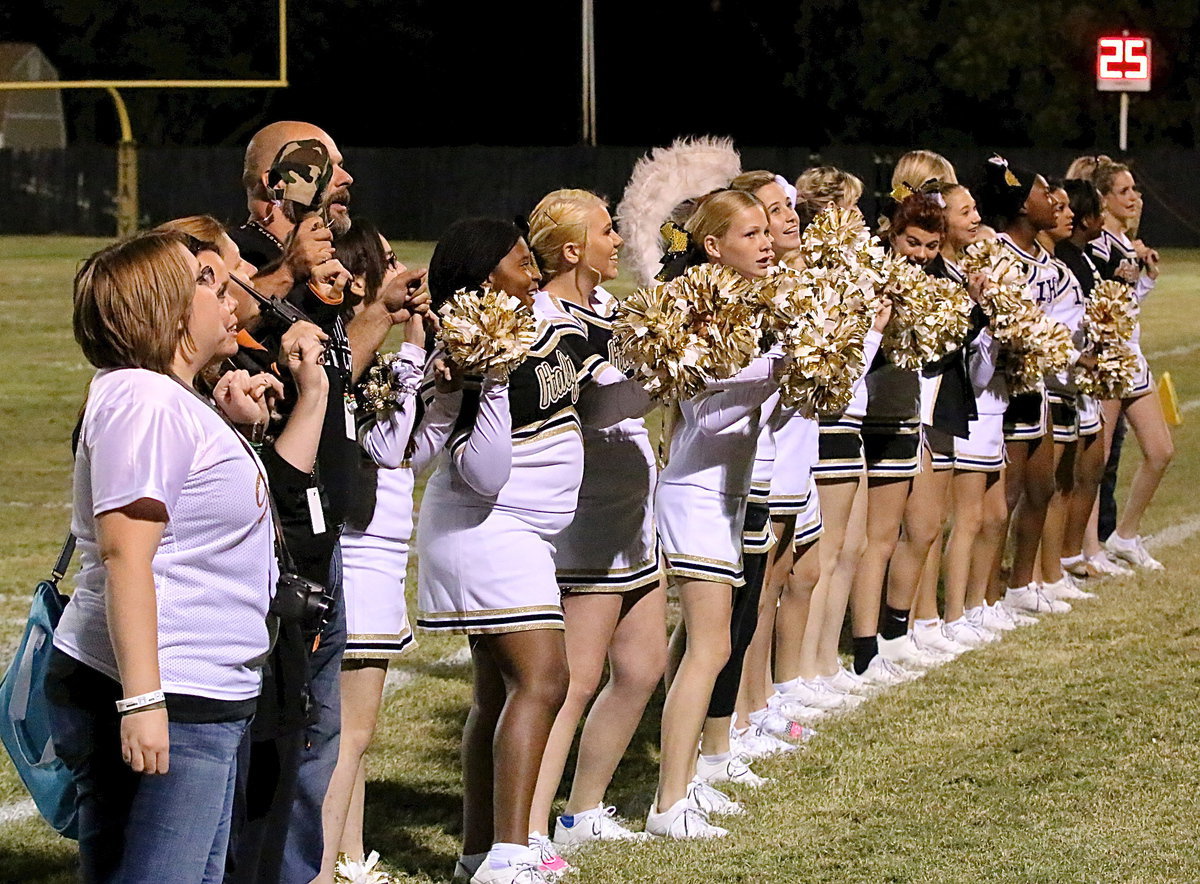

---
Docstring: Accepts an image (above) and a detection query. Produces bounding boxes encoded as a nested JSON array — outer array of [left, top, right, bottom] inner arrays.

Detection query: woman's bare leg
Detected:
[[816, 477, 869, 676], [315, 661, 389, 882], [1064, 432, 1104, 560], [944, 470, 987, 622], [562, 584, 666, 816], [773, 538, 820, 685], [1113, 389, 1175, 539], [1040, 440, 1075, 583], [798, 477, 862, 680], [530, 592, 625, 835], [464, 630, 569, 852], [1010, 432, 1059, 588], [654, 581, 732, 811]]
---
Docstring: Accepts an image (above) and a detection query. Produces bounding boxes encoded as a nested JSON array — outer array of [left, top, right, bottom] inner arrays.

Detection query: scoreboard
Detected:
[[1096, 35, 1152, 92]]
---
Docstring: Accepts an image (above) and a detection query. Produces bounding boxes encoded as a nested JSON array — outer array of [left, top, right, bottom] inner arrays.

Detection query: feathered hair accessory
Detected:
[[615, 136, 742, 286]]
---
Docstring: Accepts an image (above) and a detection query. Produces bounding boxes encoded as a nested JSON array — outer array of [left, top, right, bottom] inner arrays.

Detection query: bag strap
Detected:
[[49, 534, 76, 587]]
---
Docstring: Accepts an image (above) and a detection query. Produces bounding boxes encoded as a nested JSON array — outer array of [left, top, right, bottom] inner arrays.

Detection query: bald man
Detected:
[[224, 121, 427, 884]]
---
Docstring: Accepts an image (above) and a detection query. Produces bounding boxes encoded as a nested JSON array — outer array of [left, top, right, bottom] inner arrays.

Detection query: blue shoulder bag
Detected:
[[0, 534, 79, 838]]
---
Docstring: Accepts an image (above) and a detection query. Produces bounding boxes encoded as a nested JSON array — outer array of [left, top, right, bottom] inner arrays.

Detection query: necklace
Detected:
[[248, 218, 285, 252]]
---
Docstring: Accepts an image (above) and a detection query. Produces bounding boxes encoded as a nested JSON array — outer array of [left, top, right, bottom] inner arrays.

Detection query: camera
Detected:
[[271, 571, 336, 635]]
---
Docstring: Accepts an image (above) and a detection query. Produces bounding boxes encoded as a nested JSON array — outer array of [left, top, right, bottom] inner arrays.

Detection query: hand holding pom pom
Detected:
[[436, 285, 539, 381]]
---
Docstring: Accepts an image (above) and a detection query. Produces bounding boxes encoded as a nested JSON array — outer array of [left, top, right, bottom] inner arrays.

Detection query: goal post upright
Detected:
[[0, 0, 289, 236]]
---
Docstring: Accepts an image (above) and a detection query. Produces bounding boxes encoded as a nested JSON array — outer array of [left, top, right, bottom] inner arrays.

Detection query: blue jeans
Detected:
[[47, 655, 249, 884], [280, 543, 347, 882]]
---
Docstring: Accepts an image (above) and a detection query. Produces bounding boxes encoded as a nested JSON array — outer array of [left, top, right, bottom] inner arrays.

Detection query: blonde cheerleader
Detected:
[[524, 189, 668, 854]]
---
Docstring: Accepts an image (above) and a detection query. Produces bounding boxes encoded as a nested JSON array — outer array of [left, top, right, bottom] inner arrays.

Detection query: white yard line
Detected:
[[1145, 515, 1200, 550], [1147, 341, 1200, 361], [1180, 397, 1200, 414]]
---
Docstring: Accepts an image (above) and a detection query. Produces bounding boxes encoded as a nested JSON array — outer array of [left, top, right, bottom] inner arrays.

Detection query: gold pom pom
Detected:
[[1075, 279, 1139, 398], [436, 285, 539, 379], [612, 264, 761, 403], [961, 240, 1073, 394]]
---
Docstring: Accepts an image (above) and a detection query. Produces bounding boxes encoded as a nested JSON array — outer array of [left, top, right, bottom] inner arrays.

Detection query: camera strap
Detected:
[[170, 374, 301, 668]]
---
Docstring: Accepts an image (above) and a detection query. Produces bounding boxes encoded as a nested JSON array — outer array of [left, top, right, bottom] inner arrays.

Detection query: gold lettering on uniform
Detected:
[[536, 351, 581, 410], [607, 338, 633, 374]]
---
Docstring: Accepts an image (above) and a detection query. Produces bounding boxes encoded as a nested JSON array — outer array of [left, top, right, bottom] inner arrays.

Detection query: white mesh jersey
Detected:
[[56, 369, 275, 702]]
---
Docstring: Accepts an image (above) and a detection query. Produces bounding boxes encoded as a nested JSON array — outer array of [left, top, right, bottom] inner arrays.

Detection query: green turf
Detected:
[[2, 238, 1200, 882]]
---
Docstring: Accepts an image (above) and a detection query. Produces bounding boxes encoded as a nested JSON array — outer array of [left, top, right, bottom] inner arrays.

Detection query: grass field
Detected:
[[2, 237, 1200, 883]]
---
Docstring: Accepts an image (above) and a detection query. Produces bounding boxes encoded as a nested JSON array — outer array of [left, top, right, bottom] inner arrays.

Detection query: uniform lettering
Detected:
[[535, 351, 581, 410]]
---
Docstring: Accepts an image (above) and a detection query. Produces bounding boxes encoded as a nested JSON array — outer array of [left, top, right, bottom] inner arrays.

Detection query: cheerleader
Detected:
[[523, 190, 668, 850], [315, 222, 459, 884], [1031, 183, 1100, 604], [1054, 179, 1117, 579], [778, 166, 891, 709], [724, 171, 824, 744], [885, 183, 993, 651], [924, 185, 1022, 636], [851, 192, 983, 676], [414, 218, 648, 884], [1074, 156, 1173, 571], [975, 158, 1073, 617], [649, 190, 786, 838]]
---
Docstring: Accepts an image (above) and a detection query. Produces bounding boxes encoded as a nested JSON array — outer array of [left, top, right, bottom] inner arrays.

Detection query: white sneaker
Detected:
[[748, 706, 817, 742], [969, 603, 1014, 633], [877, 633, 943, 670], [686, 778, 744, 816], [911, 621, 971, 657], [646, 798, 728, 839], [1105, 533, 1165, 571], [732, 723, 795, 758], [858, 654, 919, 686], [778, 678, 854, 710], [766, 692, 827, 724], [695, 752, 769, 788], [471, 850, 552, 884], [527, 833, 570, 879], [784, 678, 865, 711], [1088, 551, 1134, 577], [553, 804, 649, 848], [942, 616, 996, 647], [1003, 583, 1070, 615], [1041, 574, 1097, 601], [821, 666, 874, 695]]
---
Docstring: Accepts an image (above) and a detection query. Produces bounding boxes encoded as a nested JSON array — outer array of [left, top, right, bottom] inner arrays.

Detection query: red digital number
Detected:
[[1098, 36, 1150, 81]]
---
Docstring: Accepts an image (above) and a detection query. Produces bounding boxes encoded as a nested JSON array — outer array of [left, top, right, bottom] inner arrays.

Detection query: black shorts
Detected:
[[1003, 390, 1047, 441]]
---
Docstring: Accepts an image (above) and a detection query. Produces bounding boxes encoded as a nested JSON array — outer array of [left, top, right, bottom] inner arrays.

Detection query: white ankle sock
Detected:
[[487, 843, 528, 869]]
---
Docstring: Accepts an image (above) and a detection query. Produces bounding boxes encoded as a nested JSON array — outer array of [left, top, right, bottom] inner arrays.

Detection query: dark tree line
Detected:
[[2, 0, 1198, 149]]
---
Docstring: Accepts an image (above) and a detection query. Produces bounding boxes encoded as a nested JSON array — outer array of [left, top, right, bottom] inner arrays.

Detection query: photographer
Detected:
[[226, 121, 429, 884]]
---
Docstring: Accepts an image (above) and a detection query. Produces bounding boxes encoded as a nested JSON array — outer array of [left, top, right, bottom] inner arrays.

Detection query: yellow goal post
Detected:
[[0, 0, 288, 236]]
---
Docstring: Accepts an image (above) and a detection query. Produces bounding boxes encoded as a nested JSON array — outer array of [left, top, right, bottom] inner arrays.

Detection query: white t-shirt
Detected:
[[55, 369, 276, 702]]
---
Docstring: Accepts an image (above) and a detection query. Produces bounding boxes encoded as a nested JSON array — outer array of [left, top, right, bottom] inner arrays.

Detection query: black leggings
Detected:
[[706, 503, 771, 719]]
